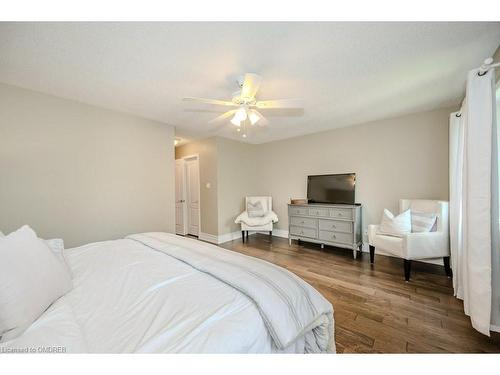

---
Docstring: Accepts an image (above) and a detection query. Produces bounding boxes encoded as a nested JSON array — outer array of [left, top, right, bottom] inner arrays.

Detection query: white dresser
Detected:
[[288, 203, 362, 259]]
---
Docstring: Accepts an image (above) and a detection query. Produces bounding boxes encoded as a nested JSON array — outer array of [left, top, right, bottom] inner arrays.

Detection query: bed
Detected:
[[0, 232, 335, 353]]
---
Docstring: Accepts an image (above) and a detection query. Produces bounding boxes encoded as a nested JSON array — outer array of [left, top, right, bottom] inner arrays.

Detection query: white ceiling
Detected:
[[0, 22, 499, 144]]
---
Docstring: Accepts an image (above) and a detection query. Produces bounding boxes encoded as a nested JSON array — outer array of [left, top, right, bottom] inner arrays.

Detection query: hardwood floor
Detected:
[[220, 234, 500, 353]]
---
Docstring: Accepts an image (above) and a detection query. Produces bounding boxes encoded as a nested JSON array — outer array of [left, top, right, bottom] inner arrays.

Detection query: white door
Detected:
[[185, 157, 200, 236], [175, 159, 187, 235]]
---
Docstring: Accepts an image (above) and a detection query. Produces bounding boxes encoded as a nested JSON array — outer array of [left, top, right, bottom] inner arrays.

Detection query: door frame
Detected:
[[177, 154, 201, 237], [175, 158, 188, 235]]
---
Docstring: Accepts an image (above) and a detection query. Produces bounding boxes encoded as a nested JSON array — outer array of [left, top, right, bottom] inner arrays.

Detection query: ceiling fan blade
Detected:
[[208, 109, 237, 124], [255, 99, 303, 109], [183, 97, 237, 107], [240, 73, 262, 100]]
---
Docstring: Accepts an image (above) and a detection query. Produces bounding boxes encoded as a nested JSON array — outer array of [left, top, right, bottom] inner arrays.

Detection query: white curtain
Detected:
[[449, 110, 464, 297], [449, 68, 498, 336]]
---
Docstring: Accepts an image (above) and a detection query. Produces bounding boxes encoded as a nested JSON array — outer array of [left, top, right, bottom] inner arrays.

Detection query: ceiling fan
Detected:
[[183, 73, 303, 138]]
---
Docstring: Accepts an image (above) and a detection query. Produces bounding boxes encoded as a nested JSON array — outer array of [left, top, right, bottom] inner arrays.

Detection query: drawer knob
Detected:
[[332, 224, 336, 228], [338, 213, 342, 216], [301, 221, 305, 224], [316, 211, 320, 215], [332, 234, 336, 239]]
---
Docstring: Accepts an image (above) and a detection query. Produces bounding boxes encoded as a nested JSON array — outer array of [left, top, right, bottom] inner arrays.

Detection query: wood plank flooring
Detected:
[[220, 234, 500, 353]]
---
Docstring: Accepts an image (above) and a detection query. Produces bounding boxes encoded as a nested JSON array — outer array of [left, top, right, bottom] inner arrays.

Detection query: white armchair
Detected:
[[235, 196, 278, 243], [368, 199, 450, 281]]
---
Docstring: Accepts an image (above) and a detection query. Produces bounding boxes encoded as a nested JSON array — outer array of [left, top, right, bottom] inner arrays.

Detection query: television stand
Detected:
[[288, 203, 362, 259]]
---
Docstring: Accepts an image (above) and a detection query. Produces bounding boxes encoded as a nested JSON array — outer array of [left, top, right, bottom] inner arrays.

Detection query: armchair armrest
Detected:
[[403, 231, 449, 260], [234, 211, 248, 224]]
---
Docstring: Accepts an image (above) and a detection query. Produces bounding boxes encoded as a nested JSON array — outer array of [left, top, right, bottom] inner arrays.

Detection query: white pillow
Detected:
[[411, 210, 437, 233], [247, 200, 266, 217], [377, 209, 412, 237], [44, 238, 71, 275], [0, 226, 73, 342], [1, 230, 68, 272]]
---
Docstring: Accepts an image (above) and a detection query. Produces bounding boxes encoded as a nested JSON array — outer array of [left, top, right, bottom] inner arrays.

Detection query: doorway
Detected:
[[175, 155, 200, 237]]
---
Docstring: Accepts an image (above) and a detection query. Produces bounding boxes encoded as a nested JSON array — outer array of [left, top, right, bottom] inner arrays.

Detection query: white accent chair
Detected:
[[368, 199, 451, 281], [235, 196, 278, 243]]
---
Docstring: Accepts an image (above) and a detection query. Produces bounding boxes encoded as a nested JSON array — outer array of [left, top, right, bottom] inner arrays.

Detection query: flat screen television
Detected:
[[307, 173, 356, 205]]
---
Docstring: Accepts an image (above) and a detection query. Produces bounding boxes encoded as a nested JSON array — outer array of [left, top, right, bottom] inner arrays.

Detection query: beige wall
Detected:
[[216, 137, 258, 235], [0, 83, 175, 247], [253, 107, 453, 240], [175, 137, 219, 236]]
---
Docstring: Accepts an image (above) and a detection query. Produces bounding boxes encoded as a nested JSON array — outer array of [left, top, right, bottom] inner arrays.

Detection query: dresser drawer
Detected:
[[330, 208, 353, 220], [308, 207, 329, 217], [290, 226, 317, 239], [290, 216, 317, 229], [319, 219, 352, 233], [289, 206, 308, 216], [318, 230, 352, 244]]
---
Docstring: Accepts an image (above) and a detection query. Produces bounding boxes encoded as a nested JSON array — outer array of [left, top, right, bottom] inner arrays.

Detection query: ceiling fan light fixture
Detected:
[[230, 107, 247, 126], [230, 116, 241, 126], [248, 110, 260, 125]]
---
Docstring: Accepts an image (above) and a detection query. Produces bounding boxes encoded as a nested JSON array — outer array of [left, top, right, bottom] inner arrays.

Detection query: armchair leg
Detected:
[[242, 231, 246, 243], [404, 260, 412, 281], [369, 245, 375, 264], [246, 231, 249, 241], [443, 256, 452, 277]]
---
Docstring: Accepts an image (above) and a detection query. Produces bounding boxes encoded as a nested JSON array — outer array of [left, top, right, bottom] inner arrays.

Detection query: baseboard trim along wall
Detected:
[[198, 232, 219, 244], [199, 231, 245, 245], [199, 229, 290, 245]]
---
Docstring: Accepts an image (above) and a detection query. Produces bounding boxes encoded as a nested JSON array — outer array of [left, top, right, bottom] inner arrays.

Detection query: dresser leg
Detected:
[[352, 249, 357, 259], [288, 238, 292, 246], [321, 243, 324, 249]]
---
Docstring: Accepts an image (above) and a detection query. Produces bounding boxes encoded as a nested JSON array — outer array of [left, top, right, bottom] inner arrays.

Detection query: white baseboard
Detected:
[[216, 229, 289, 244], [200, 231, 251, 245], [198, 232, 218, 244], [217, 231, 245, 244], [490, 324, 500, 333], [268, 229, 289, 239]]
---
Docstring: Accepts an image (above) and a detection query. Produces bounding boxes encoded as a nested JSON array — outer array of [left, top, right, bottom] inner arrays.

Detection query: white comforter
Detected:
[[0, 233, 334, 353]]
